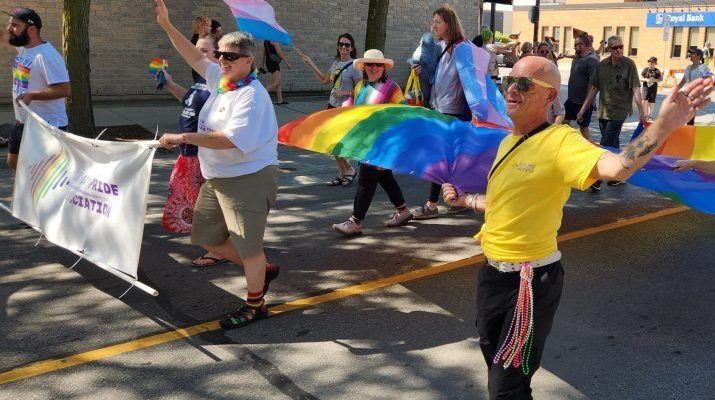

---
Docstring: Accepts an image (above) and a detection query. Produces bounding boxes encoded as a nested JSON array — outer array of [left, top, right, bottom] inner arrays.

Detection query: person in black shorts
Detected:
[[640, 56, 662, 119], [263, 40, 291, 104]]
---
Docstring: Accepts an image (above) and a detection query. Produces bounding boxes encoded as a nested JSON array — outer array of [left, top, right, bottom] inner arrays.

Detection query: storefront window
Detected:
[[688, 27, 700, 52], [553, 27, 560, 52], [616, 26, 625, 41], [671, 27, 683, 58], [564, 27, 573, 56], [629, 27, 639, 57]]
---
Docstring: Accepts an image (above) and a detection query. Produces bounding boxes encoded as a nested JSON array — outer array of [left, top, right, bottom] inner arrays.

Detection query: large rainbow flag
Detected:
[[278, 105, 508, 193], [223, 0, 292, 46], [627, 122, 715, 213]]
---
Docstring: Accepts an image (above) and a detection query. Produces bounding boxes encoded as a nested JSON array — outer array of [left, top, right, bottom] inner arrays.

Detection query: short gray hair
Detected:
[[607, 35, 623, 46], [218, 31, 256, 56]]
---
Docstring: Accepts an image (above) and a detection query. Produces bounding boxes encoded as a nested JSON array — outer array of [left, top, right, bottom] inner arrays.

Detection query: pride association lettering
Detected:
[[64, 174, 121, 218]]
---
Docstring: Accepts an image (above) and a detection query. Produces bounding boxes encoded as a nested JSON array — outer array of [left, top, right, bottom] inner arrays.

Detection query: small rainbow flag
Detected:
[[279, 104, 509, 194], [148, 58, 167, 77]]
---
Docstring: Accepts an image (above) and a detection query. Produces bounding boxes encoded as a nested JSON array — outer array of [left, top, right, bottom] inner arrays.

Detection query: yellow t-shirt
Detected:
[[476, 124, 607, 262]]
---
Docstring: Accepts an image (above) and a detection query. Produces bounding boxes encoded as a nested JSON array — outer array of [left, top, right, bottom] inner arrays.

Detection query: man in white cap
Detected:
[[2, 7, 71, 170]]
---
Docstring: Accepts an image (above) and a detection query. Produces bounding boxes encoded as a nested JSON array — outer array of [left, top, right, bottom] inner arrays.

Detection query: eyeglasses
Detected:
[[501, 76, 554, 93], [609, 45, 624, 50], [338, 42, 352, 48], [213, 50, 249, 62], [364, 63, 384, 68]]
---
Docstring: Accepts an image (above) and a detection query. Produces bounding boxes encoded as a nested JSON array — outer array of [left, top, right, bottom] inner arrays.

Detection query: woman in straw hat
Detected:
[[331, 49, 413, 237]]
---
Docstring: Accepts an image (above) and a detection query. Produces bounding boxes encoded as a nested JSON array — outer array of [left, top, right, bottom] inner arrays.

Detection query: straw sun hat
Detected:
[[354, 49, 394, 71]]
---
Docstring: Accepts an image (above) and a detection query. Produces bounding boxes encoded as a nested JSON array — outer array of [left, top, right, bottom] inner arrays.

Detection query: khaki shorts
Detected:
[[191, 165, 278, 259]]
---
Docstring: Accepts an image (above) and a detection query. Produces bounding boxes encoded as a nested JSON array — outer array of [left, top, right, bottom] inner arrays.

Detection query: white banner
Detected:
[[12, 107, 156, 289]]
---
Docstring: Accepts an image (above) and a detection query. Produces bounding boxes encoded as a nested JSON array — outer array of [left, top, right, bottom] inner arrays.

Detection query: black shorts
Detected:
[[564, 99, 594, 127], [9, 123, 67, 155], [266, 61, 280, 73], [643, 85, 657, 103]]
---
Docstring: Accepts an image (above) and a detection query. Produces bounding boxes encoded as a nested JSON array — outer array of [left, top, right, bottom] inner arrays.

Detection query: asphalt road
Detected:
[[0, 94, 714, 399]]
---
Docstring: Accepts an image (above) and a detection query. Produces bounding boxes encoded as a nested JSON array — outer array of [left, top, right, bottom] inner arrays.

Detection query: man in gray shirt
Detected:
[[563, 35, 599, 139]]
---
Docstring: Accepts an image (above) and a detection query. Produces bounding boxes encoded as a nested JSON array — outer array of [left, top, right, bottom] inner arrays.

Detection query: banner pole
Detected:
[[0, 201, 159, 297]]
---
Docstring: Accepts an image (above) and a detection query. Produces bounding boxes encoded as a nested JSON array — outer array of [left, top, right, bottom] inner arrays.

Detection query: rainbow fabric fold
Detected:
[[627, 122, 715, 213], [223, 0, 292, 46], [454, 41, 512, 129], [278, 105, 509, 193]]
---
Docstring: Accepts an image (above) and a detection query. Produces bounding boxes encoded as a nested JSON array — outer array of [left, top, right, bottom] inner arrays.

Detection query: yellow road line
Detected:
[[0, 206, 690, 385]]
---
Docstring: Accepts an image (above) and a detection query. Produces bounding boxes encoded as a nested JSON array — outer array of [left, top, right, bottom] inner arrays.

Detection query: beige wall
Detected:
[[0, 0, 480, 101]]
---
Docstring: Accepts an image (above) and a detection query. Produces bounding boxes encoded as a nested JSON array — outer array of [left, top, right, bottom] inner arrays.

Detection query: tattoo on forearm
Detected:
[[620, 135, 659, 168]]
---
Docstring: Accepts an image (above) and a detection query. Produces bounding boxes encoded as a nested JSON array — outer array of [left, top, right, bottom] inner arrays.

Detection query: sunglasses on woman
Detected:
[[364, 63, 384, 68], [213, 50, 249, 62], [609, 45, 624, 50], [501, 76, 554, 93], [338, 42, 352, 48]]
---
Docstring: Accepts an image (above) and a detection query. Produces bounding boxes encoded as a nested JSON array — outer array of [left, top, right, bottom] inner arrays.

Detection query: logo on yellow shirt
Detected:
[[513, 161, 535, 173]]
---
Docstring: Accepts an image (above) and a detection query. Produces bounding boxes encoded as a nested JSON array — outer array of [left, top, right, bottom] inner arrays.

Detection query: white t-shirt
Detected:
[[197, 64, 278, 179], [430, 41, 465, 115], [12, 42, 69, 126]]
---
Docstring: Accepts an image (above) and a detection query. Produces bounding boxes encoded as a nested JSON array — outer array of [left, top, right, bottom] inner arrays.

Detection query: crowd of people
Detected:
[[4, 2, 715, 398]]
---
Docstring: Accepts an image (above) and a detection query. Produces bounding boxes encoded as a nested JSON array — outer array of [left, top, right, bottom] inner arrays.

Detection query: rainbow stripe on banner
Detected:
[[628, 122, 715, 213], [223, 0, 292, 46], [148, 58, 167, 77], [30, 147, 70, 206], [279, 104, 509, 193]]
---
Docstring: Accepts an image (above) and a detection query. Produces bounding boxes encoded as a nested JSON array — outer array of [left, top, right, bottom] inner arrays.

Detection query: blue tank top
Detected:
[[178, 77, 210, 156]]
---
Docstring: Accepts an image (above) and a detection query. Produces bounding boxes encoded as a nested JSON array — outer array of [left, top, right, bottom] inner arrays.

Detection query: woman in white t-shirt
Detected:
[[155, 0, 279, 330], [679, 48, 712, 125], [300, 33, 362, 186]]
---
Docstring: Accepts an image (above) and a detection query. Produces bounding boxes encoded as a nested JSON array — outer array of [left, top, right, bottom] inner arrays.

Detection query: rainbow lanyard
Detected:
[[217, 70, 257, 94]]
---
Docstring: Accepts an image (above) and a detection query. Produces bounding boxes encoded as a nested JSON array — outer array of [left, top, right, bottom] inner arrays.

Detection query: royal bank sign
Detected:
[[647, 12, 715, 27]]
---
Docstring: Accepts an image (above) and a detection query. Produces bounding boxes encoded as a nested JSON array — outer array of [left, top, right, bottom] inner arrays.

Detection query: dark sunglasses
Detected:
[[213, 50, 249, 62], [364, 62, 384, 68], [338, 42, 352, 48], [501, 76, 554, 93], [609, 45, 624, 50]]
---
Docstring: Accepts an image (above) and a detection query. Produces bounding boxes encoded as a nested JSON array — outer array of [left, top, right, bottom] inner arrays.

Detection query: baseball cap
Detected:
[[687, 48, 704, 58], [2, 7, 42, 29]]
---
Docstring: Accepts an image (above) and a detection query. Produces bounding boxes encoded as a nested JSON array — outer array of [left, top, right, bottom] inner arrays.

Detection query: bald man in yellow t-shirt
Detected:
[[443, 56, 713, 399]]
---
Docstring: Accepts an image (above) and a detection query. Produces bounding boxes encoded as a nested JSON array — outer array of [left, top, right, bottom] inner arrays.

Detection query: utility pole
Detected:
[[532, 0, 541, 44]]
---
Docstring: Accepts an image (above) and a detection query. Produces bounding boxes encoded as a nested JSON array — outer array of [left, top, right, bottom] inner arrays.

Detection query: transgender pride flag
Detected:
[[223, 0, 292, 46]]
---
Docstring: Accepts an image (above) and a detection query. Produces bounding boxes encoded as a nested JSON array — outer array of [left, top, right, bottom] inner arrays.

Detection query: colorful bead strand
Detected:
[[493, 262, 536, 376]]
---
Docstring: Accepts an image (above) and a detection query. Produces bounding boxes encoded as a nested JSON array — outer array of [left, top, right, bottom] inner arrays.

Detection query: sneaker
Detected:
[[446, 206, 469, 214], [411, 205, 439, 220], [384, 210, 413, 227], [607, 180, 626, 187], [263, 262, 280, 295], [332, 219, 362, 237], [589, 180, 602, 192], [219, 303, 268, 330]]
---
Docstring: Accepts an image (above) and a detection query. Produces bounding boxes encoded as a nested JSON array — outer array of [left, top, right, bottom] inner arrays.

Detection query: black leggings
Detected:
[[352, 164, 405, 221]]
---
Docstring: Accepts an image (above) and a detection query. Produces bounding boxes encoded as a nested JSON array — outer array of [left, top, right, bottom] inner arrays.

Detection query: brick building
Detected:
[[0, 1, 480, 102]]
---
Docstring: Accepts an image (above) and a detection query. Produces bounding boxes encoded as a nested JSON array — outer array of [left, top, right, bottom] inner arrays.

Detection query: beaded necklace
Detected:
[[217, 70, 257, 94]]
